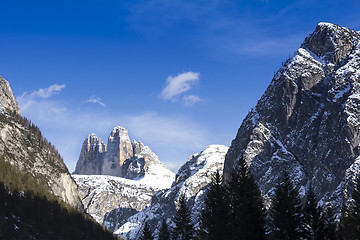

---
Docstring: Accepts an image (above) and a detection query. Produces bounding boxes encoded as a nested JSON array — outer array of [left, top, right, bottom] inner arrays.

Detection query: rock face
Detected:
[[0, 75, 82, 209], [223, 22, 360, 208], [73, 164, 175, 231], [75, 134, 107, 175], [73, 128, 175, 231], [74, 126, 163, 179], [114, 145, 228, 240], [0, 76, 21, 115]]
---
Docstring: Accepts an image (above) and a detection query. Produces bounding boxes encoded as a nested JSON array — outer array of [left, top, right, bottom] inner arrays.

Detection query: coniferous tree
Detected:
[[303, 184, 325, 240], [226, 157, 267, 240], [322, 206, 338, 240], [199, 170, 228, 240], [139, 221, 153, 240], [270, 172, 303, 240], [172, 194, 195, 240], [158, 219, 171, 240], [341, 174, 360, 240]]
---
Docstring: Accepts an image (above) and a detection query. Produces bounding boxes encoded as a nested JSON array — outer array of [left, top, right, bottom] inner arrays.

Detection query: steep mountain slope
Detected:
[[114, 145, 228, 240], [0, 76, 82, 209], [223, 22, 360, 208], [73, 127, 175, 230], [0, 158, 117, 240]]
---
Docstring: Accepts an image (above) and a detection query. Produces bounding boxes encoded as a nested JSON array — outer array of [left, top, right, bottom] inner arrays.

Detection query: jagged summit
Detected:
[[301, 22, 360, 65], [74, 126, 173, 180], [224, 23, 360, 210], [73, 126, 175, 231]]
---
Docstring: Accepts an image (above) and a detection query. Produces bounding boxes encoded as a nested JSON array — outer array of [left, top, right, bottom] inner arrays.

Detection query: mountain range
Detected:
[[1, 21, 360, 240]]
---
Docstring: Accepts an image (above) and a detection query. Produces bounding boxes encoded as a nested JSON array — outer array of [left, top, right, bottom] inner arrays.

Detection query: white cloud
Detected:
[[86, 95, 106, 107], [17, 83, 65, 111], [18, 100, 212, 172], [160, 72, 200, 101], [30, 84, 65, 99], [183, 94, 203, 107]]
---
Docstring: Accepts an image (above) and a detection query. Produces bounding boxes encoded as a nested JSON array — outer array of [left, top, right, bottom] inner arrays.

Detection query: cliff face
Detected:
[[74, 126, 167, 179], [114, 145, 228, 240], [223, 23, 360, 208], [0, 76, 83, 209], [75, 134, 107, 175], [73, 126, 175, 231]]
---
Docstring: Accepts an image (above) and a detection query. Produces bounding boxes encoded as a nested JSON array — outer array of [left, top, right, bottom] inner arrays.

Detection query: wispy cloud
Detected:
[[17, 84, 66, 111], [160, 72, 200, 101], [86, 95, 106, 107], [30, 84, 65, 99], [183, 94, 203, 107]]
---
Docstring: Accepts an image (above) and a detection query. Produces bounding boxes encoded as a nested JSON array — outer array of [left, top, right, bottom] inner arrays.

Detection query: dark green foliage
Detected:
[[172, 194, 195, 240], [322, 206, 338, 240], [199, 170, 228, 240], [302, 184, 325, 240], [226, 158, 267, 240], [139, 221, 153, 240], [341, 174, 360, 240], [270, 172, 303, 240], [158, 219, 170, 240], [0, 157, 119, 240]]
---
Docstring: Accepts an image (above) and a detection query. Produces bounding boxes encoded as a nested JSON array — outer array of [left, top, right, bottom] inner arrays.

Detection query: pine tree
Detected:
[[199, 170, 228, 240], [322, 206, 338, 240], [303, 184, 325, 240], [172, 194, 195, 240], [158, 219, 171, 240], [226, 157, 267, 240], [341, 174, 360, 239], [270, 172, 303, 240], [139, 221, 153, 240]]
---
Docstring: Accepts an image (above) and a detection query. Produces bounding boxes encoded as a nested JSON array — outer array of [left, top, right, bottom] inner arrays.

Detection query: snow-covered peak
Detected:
[[114, 145, 228, 239]]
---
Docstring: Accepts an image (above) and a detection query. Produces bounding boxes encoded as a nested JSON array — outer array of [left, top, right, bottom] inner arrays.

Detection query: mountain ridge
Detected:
[[223, 22, 360, 209]]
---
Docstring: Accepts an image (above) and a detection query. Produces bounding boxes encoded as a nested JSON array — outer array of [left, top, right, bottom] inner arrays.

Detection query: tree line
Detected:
[[0, 157, 120, 240], [139, 157, 360, 240]]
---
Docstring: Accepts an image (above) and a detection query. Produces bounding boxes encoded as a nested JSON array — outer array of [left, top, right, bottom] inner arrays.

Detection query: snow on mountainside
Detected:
[[73, 126, 175, 230], [73, 168, 174, 230], [114, 145, 228, 240], [223, 22, 360, 210]]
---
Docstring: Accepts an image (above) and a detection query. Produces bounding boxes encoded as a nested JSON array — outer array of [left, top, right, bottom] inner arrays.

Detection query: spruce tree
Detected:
[[303, 184, 325, 240], [270, 172, 303, 240], [341, 173, 360, 239], [199, 170, 228, 240], [172, 194, 195, 240], [322, 206, 338, 240], [158, 219, 170, 240], [139, 221, 153, 240], [226, 157, 267, 240]]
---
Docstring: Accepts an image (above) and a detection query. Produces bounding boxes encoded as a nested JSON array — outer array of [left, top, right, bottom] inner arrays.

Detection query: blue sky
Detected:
[[1, 0, 359, 172]]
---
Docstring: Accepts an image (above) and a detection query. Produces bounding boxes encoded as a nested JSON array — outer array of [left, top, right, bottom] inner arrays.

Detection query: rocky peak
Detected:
[[223, 23, 360, 211], [0, 76, 21, 115], [301, 22, 360, 65], [102, 126, 134, 177], [74, 134, 106, 175], [74, 126, 172, 179]]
